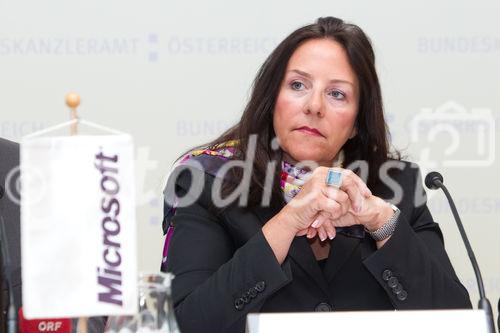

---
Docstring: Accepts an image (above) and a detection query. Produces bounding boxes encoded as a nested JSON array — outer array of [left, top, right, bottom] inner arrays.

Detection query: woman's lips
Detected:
[[296, 126, 324, 137]]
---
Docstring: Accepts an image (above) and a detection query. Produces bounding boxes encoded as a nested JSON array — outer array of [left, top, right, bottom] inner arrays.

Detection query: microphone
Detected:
[[18, 308, 72, 333], [424, 171, 443, 190], [425, 171, 496, 333], [0, 213, 17, 333]]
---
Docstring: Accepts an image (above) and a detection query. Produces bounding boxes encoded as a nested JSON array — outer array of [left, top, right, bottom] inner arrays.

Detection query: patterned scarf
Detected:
[[176, 140, 344, 204], [161, 141, 362, 271], [281, 152, 344, 203]]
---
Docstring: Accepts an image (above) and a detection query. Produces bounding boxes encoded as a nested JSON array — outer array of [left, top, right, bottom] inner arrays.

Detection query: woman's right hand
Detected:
[[280, 167, 371, 239], [262, 167, 371, 264]]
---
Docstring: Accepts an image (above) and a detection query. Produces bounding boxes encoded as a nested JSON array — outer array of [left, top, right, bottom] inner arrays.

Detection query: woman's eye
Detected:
[[329, 90, 346, 100], [290, 81, 305, 90]]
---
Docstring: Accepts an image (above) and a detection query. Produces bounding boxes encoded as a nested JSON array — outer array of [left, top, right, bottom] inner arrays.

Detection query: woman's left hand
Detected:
[[303, 194, 395, 241]]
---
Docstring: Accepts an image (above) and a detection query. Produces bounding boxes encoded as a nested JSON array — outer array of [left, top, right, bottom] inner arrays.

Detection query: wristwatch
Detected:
[[365, 203, 400, 241]]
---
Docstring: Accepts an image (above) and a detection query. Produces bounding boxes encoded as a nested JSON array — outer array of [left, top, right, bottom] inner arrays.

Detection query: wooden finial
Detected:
[[65, 93, 80, 135], [65, 92, 81, 109]]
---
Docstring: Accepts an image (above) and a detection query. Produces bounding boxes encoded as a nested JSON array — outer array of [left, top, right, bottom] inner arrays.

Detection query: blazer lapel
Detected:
[[323, 234, 361, 283], [287, 236, 330, 294], [253, 204, 330, 295]]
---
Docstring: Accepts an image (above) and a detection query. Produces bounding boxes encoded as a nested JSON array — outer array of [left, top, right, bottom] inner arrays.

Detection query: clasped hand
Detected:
[[282, 167, 391, 241]]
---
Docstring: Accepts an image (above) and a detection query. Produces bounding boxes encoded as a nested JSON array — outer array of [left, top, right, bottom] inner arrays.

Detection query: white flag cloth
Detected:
[[21, 134, 137, 318]]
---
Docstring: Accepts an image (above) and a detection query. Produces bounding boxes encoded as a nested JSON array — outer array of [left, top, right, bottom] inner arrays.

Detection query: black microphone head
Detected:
[[425, 171, 444, 190]]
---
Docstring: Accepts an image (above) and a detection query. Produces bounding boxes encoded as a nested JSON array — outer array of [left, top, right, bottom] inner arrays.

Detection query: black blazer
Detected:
[[163, 156, 472, 333], [0, 138, 22, 333]]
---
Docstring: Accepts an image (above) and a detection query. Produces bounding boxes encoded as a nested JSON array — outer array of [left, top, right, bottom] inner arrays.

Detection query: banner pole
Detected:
[[65, 92, 88, 333], [65, 92, 80, 135]]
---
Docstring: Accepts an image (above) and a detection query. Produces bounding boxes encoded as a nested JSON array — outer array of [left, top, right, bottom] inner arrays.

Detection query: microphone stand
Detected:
[[426, 172, 495, 333], [0, 213, 17, 333]]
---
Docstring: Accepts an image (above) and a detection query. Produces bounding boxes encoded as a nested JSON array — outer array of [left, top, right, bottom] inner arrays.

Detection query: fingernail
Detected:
[[329, 235, 335, 240], [311, 219, 320, 228], [320, 235, 326, 241]]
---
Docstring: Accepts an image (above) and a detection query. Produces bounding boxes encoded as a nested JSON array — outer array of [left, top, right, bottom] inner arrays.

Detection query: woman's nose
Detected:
[[305, 90, 324, 117]]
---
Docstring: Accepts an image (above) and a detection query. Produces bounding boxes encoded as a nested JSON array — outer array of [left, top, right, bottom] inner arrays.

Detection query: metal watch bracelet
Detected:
[[365, 204, 400, 242]]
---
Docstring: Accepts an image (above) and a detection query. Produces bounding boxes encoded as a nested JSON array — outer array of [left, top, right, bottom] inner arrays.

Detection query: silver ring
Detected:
[[326, 169, 343, 188]]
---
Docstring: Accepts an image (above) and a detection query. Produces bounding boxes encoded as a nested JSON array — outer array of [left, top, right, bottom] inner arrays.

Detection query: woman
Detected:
[[161, 17, 471, 333]]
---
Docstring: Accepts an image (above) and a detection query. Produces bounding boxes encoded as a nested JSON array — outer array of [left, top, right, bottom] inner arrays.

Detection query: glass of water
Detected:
[[104, 272, 180, 333]]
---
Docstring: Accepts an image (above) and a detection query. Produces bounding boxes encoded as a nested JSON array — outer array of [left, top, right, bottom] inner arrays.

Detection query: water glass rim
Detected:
[[138, 271, 174, 289]]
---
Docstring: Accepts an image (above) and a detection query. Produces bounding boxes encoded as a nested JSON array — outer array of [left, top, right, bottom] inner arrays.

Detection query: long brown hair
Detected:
[[187, 16, 400, 208]]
